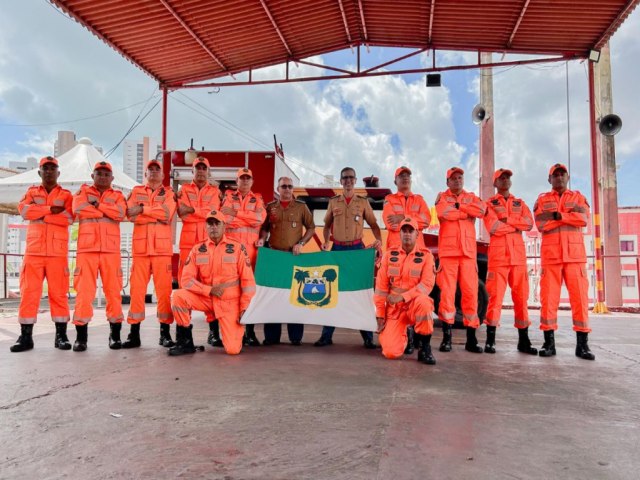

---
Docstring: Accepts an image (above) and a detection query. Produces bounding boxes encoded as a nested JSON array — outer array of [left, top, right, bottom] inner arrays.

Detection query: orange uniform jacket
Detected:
[[435, 189, 485, 258], [222, 190, 266, 263], [18, 184, 74, 256], [483, 193, 533, 267], [533, 190, 589, 265], [178, 182, 221, 249], [127, 184, 176, 256], [181, 236, 256, 311], [73, 185, 127, 252], [382, 192, 431, 248]]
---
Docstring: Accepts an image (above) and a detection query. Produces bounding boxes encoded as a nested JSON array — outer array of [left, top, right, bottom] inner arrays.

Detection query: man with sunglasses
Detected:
[[257, 177, 315, 345], [314, 167, 382, 348]]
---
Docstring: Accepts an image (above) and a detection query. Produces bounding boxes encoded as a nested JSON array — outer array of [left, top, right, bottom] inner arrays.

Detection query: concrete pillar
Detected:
[[478, 52, 495, 242]]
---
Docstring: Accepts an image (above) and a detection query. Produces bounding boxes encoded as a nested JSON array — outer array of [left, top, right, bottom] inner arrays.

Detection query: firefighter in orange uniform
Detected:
[[123, 160, 177, 349], [177, 156, 222, 347], [534, 163, 595, 360], [72, 161, 127, 351], [382, 165, 431, 354], [220, 167, 266, 346], [483, 168, 537, 355], [435, 166, 486, 353], [169, 209, 256, 356], [374, 218, 437, 364], [11, 156, 74, 353]]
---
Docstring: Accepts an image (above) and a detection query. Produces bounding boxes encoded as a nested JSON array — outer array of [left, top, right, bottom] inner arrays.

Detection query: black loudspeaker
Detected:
[[599, 114, 622, 136], [426, 74, 441, 87]]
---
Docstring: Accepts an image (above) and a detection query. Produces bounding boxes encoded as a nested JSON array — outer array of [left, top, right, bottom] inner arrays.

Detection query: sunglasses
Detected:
[[341, 175, 356, 180], [279, 184, 294, 189]]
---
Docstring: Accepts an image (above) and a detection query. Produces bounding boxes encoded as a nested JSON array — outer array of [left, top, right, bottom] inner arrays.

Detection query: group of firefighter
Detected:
[[9, 155, 596, 364]]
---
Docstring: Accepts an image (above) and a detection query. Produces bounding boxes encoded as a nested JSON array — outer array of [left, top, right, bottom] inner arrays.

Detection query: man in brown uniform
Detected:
[[257, 176, 315, 345], [315, 166, 382, 348]]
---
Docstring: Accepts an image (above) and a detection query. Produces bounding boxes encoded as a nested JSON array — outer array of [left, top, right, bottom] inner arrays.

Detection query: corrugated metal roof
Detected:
[[51, 0, 639, 86]]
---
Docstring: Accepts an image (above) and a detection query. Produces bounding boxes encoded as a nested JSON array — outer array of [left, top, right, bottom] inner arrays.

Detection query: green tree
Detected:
[[323, 268, 337, 299], [294, 269, 310, 300]]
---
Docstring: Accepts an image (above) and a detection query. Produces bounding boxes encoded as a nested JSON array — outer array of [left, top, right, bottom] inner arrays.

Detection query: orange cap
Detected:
[[39, 156, 59, 167], [399, 217, 419, 231], [146, 159, 162, 170], [395, 166, 412, 177], [205, 209, 226, 224], [446, 166, 464, 179], [493, 168, 513, 183], [548, 163, 568, 176], [236, 167, 253, 178], [193, 156, 210, 168], [93, 160, 113, 172]]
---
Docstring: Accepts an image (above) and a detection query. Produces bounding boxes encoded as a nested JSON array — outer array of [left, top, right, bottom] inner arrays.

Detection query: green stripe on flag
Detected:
[[254, 248, 375, 291]]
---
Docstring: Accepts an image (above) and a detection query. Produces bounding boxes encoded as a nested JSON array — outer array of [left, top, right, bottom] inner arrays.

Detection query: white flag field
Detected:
[[241, 248, 377, 331]]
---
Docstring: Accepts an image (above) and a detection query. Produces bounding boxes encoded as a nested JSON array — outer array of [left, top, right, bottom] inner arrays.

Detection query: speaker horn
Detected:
[[599, 114, 622, 136], [472, 104, 487, 125]]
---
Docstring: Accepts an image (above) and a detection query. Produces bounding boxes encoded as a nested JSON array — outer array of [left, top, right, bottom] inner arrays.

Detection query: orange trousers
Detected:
[[127, 255, 173, 325], [485, 265, 529, 329], [171, 289, 244, 355], [379, 295, 434, 359], [540, 263, 590, 333], [18, 255, 70, 324], [73, 252, 123, 325], [179, 248, 213, 324], [436, 256, 479, 328]]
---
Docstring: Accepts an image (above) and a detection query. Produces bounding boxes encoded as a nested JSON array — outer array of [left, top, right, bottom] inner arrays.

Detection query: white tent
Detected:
[[0, 138, 139, 203]]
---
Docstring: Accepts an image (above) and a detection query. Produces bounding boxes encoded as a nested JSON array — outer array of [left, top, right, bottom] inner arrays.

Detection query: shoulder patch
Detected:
[[491, 199, 500, 205], [390, 257, 398, 263], [390, 251, 399, 256], [249, 197, 257, 203], [415, 252, 424, 257], [513, 200, 521, 207], [198, 243, 207, 253], [413, 258, 423, 264]]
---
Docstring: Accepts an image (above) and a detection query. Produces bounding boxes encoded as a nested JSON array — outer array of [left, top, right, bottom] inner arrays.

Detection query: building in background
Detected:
[[7, 157, 38, 173], [122, 137, 162, 183], [54, 130, 77, 157]]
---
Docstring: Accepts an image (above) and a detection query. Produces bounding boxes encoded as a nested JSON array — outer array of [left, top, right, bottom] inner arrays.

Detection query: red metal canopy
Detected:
[[52, 0, 638, 87]]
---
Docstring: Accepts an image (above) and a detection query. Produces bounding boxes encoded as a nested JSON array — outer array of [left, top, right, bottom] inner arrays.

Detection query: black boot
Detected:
[[109, 322, 122, 350], [360, 330, 377, 349], [517, 327, 538, 355], [417, 334, 436, 365], [484, 326, 496, 354], [404, 326, 415, 354], [122, 323, 141, 349], [243, 324, 261, 346], [54, 322, 72, 350], [73, 324, 88, 352], [538, 330, 556, 357], [575, 332, 596, 360], [439, 323, 452, 352], [464, 327, 483, 353], [159, 323, 175, 348], [168, 325, 197, 356], [10, 324, 34, 352], [207, 320, 223, 347]]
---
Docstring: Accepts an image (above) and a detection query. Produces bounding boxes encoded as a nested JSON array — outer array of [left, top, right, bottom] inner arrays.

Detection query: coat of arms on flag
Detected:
[[290, 266, 339, 308]]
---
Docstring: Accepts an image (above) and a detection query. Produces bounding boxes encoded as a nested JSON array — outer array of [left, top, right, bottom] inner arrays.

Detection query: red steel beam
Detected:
[[507, 0, 531, 48], [259, 0, 294, 57], [337, 0, 353, 44], [428, 0, 436, 44], [358, 0, 368, 42], [594, 0, 640, 49]]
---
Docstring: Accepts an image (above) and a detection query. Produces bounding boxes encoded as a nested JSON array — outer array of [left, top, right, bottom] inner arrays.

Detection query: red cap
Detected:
[[399, 217, 419, 231], [493, 168, 513, 183], [205, 209, 226, 224], [394, 166, 412, 177], [39, 156, 59, 167], [446, 166, 464, 179], [236, 167, 253, 178], [548, 163, 568, 176], [146, 159, 162, 170], [193, 156, 210, 168], [93, 160, 113, 172]]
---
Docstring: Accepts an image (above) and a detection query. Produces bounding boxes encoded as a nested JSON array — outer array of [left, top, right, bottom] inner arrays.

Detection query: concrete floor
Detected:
[[1, 307, 639, 480]]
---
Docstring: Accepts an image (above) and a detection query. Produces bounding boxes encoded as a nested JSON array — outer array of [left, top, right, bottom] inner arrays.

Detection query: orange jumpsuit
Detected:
[[374, 246, 436, 359], [171, 236, 256, 355], [483, 193, 534, 328], [126, 184, 176, 325], [222, 190, 266, 267], [177, 182, 221, 285], [72, 184, 127, 325], [382, 191, 431, 248], [17, 185, 74, 324], [435, 189, 486, 328], [534, 189, 590, 333]]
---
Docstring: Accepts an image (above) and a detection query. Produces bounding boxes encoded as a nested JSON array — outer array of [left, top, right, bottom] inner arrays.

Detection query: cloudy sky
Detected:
[[0, 1, 638, 210]]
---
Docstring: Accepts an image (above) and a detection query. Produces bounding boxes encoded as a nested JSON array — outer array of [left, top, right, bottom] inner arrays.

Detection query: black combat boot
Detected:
[[54, 322, 72, 350], [575, 332, 596, 360], [417, 334, 436, 365], [538, 330, 556, 357], [207, 320, 223, 347], [464, 327, 483, 353], [404, 326, 415, 355], [517, 327, 538, 355], [73, 324, 88, 352], [10, 324, 34, 353], [109, 322, 122, 350], [159, 323, 175, 348], [122, 323, 141, 349], [168, 325, 197, 356], [244, 324, 261, 346], [361, 330, 377, 349], [439, 323, 452, 352], [484, 325, 496, 354]]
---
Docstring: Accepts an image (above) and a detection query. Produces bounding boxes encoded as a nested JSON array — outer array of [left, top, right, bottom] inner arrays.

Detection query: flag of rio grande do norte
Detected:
[[241, 248, 377, 331]]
